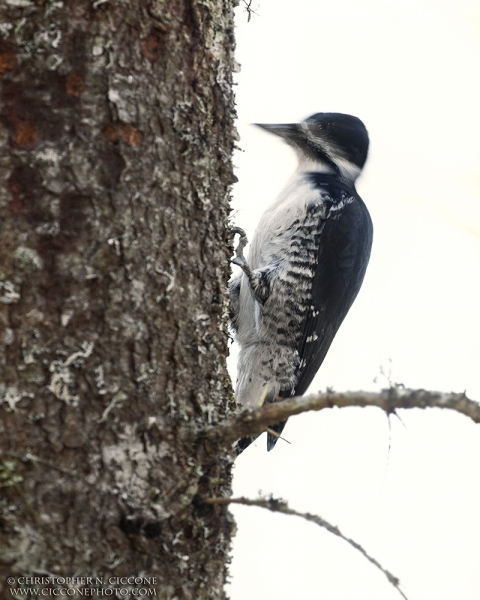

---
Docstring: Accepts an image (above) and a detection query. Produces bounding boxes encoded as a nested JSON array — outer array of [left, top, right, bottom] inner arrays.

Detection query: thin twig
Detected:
[[265, 426, 291, 444], [242, 0, 259, 22], [204, 495, 408, 600], [203, 387, 479, 444]]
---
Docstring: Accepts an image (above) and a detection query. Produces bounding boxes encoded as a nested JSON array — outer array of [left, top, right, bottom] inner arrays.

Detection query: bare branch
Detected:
[[204, 495, 408, 600], [204, 388, 479, 443]]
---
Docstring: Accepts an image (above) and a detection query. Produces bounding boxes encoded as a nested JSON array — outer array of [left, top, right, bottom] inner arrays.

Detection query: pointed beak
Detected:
[[254, 123, 299, 139]]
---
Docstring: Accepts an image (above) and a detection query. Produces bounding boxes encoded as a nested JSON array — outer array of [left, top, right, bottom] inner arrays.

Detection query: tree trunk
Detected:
[[0, 1, 237, 598]]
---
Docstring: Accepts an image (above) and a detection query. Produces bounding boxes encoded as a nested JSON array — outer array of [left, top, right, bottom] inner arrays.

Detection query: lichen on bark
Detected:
[[0, 1, 238, 597]]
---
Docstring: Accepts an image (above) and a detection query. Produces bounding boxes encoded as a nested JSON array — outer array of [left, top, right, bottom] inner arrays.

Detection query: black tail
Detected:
[[267, 420, 287, 451], [234, 419, 288, 455]]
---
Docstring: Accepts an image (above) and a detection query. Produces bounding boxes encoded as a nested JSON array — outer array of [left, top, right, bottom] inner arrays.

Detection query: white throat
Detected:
[[295, 153, 335, 174]]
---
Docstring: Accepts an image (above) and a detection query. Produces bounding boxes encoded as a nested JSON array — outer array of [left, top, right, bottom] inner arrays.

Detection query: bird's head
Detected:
[[255, 113, 369, 184]]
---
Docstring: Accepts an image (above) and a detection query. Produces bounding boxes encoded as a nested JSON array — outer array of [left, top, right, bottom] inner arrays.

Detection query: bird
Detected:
[[229, 112, 373, 452]]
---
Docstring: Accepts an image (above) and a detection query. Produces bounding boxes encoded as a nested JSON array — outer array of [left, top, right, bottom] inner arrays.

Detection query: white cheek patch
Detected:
[[300, 121, 361, 185], [333, 156, 361, 183]]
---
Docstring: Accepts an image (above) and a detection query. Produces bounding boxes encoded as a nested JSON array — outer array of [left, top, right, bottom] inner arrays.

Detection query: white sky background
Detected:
[[226, 1, 480, 599]]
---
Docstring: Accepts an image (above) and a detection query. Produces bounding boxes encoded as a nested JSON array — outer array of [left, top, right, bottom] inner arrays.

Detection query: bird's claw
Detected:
[[230, 227, 249, 266], [231, 226, 247, 239]]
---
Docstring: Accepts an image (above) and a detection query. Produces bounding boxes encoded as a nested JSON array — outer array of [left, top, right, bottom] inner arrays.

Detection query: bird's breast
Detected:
[[249, 175, 329, 269]]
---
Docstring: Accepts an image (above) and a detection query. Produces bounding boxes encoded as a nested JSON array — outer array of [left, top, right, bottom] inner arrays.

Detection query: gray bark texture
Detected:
[[0, 1, 237, 598]]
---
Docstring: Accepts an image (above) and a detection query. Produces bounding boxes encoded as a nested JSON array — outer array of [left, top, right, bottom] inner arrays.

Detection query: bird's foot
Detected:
[[230, 227, 264, 301], [230, 227, 249, 268]]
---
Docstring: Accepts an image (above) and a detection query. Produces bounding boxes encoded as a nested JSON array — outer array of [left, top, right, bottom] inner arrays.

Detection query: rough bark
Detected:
[[0, 1, 237, 598]]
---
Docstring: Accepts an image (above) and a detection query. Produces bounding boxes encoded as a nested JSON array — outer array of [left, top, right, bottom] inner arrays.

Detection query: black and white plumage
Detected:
[[230, 113, 373, 451]]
